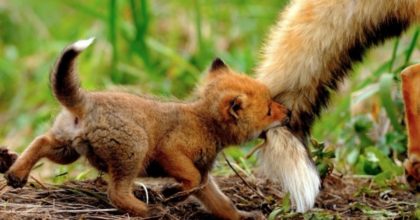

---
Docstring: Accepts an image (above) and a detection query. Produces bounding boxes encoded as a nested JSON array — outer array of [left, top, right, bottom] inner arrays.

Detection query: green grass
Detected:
[[0, 0, 288, 180]]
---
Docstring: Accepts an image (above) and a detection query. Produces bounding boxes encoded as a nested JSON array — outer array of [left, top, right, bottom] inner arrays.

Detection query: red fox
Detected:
[[3, 38, 289, 219], [401, 64, 420, 187], [255, 0, 420, 212]]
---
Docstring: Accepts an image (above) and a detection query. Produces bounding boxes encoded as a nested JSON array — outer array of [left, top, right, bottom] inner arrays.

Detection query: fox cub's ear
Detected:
[[210, 58, 227, 71], [221, 95, 243, 120], [209, 58, 229, 74]]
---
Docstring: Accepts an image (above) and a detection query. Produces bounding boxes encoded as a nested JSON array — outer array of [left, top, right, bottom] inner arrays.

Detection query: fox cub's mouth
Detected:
[[259, 110, 291, 139], [259, 124, 281, 140]]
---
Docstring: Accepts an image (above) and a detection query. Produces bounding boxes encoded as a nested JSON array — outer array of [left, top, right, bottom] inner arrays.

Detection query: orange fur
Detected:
[[3, 40, 289, 219], [256, 0, 420, 212], [401, 64, 420, 186]]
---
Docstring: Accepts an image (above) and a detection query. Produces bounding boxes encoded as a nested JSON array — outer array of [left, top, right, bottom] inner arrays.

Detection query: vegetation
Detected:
[[0, 0, 418, 218]]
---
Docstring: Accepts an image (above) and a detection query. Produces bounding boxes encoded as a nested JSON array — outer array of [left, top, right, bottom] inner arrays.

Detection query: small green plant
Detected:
[[310, 139, 335, 180], [314, 26, 419, 182], [268, 193, 294, 220]]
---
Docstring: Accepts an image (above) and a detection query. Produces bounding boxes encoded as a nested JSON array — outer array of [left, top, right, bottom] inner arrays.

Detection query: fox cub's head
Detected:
[[198, 58, 290, 144]]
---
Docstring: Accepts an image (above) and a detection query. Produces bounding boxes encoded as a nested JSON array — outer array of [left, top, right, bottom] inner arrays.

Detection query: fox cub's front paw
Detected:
[[4, 172, 28, 188]]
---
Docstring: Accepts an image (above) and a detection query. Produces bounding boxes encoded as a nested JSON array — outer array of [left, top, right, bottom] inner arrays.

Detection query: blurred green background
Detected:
[[0, 0, 419, 184]]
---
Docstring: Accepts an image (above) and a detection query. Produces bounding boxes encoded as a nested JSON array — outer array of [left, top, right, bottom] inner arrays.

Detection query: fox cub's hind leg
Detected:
[[107, 168, 148, 217], [89, 128, 150, 217], [5, 133, 80, 188], [105, 145, 149, 217]]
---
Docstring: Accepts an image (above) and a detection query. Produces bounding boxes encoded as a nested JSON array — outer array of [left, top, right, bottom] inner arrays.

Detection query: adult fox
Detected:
[[256, 0, 420, 212]]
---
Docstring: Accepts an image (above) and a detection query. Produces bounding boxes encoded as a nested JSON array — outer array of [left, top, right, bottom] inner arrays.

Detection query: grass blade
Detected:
[[147, 38, 200, 78], [130, 0, 151, 69], [109, 0, 119, 81], [403, 27, 419, 66], [356, 60, 391, 90], [64, 1, 107, 20], [379, 73, 403, 132], [389, 38, 400, 72], [194, 0, 204, 58]]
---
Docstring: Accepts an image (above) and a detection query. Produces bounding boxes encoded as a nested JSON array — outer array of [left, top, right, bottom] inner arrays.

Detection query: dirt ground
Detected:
[[0, 172, 418, 220]]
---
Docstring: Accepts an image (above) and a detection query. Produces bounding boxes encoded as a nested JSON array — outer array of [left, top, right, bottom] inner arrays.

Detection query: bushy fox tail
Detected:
[[50, 38, 94, 117], [256, 0, 420, 212]]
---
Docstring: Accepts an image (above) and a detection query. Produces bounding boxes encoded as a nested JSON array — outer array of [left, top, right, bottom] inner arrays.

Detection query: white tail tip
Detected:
[[71, 37, 95, 51], [257, 127, 320, 212]]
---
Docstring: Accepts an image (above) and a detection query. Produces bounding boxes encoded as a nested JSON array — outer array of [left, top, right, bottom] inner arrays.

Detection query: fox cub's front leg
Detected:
[[158, 150, 264, 220], [195, 175, 265, 220], [158, 150, 202, 191]]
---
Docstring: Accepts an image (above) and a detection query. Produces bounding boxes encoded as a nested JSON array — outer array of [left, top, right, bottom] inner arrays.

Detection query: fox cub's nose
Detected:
[[271, 101, 291, 126]]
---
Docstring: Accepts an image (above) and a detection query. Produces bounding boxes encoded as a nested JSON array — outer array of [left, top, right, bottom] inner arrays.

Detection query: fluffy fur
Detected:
[[257, 127, 319, 212], [256, 0, 420, 212], [401, 64, 420, 188], [4, 39, 290, 219]]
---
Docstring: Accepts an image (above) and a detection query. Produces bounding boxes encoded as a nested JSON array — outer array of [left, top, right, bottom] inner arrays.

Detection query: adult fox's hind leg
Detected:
[[401, 64, 420, 186], [88, 127, 151, 217], [5, 132, 80, 188]]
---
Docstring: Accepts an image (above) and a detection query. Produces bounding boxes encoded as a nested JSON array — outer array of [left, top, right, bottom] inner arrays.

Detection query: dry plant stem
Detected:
[[0, 175, 417, 219], [163, 184, 205, 204], [222, 152, 265, 199], [0, 184, 10, 198], [52, 208, 119, 213], [29, 175, 46, 189], [61, 186, 111, 205], [245, 142, 265, 159]]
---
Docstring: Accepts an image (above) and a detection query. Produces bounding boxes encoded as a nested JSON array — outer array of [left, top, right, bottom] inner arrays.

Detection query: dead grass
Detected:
[[0, 173, 418, 220]]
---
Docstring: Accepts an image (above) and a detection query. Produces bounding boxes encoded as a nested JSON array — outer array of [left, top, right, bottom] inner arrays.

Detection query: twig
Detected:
[[53, 208, 118, 213], [245, 142, 264, 159], [0, 182, 10, 197], [136, 182, 149, 204], [0, 203, 44, 208], [222, 152, 265, 199], [30, 175, 46, 189], [163, 184, 205, 204], [77, 216, 122, 220], [58, 185, 110, 205]]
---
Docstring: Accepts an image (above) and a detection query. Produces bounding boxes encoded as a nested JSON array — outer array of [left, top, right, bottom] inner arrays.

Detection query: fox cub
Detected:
[[3, 38, 289, 219]]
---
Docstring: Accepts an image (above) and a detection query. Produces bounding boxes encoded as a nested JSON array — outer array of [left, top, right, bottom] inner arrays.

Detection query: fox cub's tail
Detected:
[[51, 38, 94, 117]]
